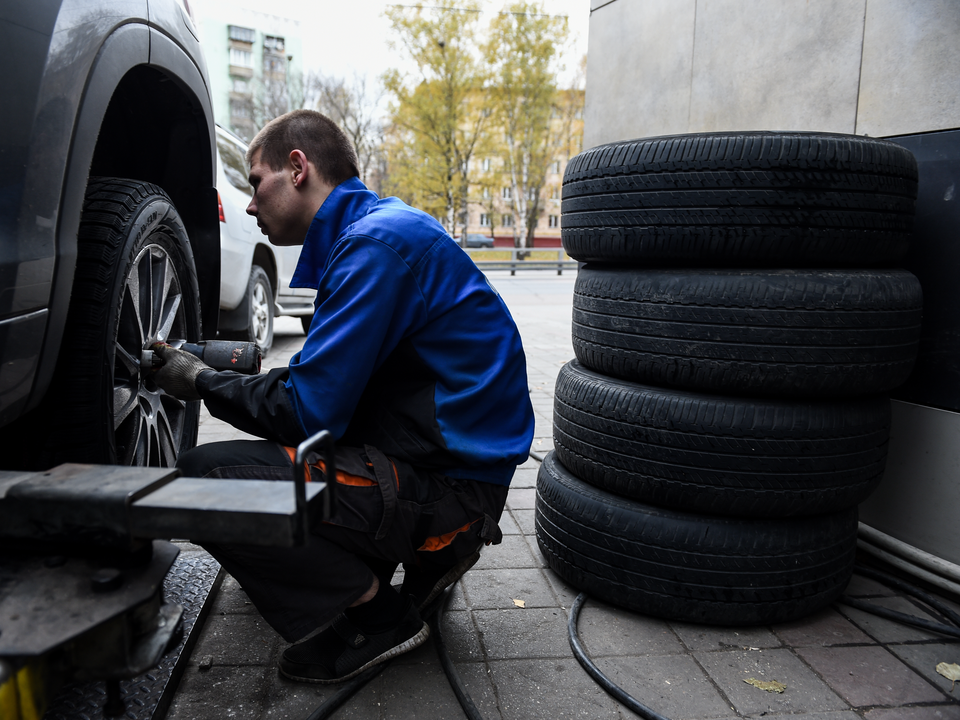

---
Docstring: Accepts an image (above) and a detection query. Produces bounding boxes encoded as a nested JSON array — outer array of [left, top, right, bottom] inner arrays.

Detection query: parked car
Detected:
[[214, 126, 315, 352], [464, 233, 495, 248], [0, 0, 220, 470]]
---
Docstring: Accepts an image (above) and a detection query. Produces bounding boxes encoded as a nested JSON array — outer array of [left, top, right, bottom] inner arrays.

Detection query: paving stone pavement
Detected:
[[166, 272, 960, 720]]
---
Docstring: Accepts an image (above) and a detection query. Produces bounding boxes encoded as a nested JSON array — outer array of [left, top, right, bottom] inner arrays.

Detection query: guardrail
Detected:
[[464, 248, 578, 276]]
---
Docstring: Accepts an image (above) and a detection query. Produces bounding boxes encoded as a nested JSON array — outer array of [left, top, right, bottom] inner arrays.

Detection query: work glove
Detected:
[[151, 343, 213, 402]]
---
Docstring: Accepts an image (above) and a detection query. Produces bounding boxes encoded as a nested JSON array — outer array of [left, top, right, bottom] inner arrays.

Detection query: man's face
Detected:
[[246, 149, 303, 246]]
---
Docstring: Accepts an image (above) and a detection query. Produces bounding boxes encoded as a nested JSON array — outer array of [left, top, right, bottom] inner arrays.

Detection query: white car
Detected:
[[215, 126, 315, 352]]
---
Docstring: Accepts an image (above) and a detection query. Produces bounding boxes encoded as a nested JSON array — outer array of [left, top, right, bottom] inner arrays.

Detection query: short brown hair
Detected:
[[247, 110, 359, 187]]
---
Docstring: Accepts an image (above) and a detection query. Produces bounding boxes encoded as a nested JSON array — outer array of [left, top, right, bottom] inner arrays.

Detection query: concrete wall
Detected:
[[584, 0, 960, 148]]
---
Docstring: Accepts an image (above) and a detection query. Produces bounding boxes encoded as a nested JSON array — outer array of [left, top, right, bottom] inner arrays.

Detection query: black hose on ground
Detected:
[[303, 662, 388, 720], [432, 587, 485, 720], [851, 563, 960, 628], [567, 593, 673, 720], [838, 563, 960, 641]]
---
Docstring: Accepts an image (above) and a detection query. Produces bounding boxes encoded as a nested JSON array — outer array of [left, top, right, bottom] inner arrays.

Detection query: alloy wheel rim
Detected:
[[113, 243, 188, 467]]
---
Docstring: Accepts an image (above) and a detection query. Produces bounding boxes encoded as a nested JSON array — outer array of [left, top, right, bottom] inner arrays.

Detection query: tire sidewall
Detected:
[[106, 193, 202, 461], [247, 265, 274, 354]]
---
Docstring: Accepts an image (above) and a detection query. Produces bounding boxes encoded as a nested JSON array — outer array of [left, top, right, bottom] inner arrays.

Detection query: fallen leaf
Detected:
[[937, 662, 960, 690], [744, 678, 786, 693], [512, 598, 526, 608]]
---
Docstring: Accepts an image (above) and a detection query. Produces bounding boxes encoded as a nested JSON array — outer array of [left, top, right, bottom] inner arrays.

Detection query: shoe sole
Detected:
[[418, 550, 481, 612], [279, 623, 431, 685]]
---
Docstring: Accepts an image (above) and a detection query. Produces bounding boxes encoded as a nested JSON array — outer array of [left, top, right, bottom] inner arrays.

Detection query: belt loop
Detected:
[[365, 445, 398, 540]]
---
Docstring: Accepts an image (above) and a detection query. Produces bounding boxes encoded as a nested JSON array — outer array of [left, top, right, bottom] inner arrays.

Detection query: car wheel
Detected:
[[43, 178, 201, 467], [536, 451, 858, 626], [245, 265, 274, 355]]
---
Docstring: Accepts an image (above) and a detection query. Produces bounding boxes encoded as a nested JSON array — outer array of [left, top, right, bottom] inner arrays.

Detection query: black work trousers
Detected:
[[177, 440, 507, 642]]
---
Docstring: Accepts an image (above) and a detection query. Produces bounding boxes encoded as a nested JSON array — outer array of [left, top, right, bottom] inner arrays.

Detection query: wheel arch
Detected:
[[252, 243, 279, 299], [34, 23, 219, 408]]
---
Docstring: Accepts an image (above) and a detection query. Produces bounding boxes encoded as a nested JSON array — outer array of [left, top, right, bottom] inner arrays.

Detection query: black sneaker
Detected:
[[401, 549, 481, 612], [279, 600, 429, 684]]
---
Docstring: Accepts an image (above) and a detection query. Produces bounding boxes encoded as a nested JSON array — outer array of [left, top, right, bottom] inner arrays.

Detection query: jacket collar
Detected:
[[290, 177, 379, 289]]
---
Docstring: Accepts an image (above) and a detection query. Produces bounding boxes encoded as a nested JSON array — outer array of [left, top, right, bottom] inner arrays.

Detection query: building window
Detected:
[[551, 186, 560, 200], [527, 187, 538, 201], [502, 214, 514, 227], [263, 54, 286, 75], [229, 48, 254, 68], [502, 187, 512, 200], [479, 214, 491, 227], [482, 158, 491, 172], [482, 187, 490, 199], [548, 215, 559, 228], [551, 160, 561, 174], [264, 35, 286, 52], [229, 98, 252, 119], [232, 79, 250, 93], [228, 25, 255, 43]]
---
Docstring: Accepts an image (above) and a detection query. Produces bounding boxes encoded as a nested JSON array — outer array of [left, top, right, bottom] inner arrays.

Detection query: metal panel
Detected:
[[129, 477, 326, 546], [859, 400, 960, 567], [888, 128, 960, 411]]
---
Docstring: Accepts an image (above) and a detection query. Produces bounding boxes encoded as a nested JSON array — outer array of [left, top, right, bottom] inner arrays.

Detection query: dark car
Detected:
[[0, 0, 220, 470], [464, 233, 495, 248]]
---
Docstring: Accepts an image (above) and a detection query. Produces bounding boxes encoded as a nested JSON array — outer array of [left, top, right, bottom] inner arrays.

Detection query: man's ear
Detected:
[[289, 149, 309, 187]]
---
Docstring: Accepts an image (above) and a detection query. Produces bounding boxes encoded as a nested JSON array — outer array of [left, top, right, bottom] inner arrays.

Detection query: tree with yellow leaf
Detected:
[[483, 2, 568, 251], [382, 2, 489, 240]]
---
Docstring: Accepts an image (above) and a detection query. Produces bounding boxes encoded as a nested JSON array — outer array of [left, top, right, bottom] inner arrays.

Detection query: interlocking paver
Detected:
[[462, 567, 559, 609], [189, 614, 279, 666], [208, 573, 259, 615], [261, 669, 382, 720], [593, 654, 734, 719], [505, 487, 537, 510], [433, 609, 485, 663], [511, 507, 536, 536], [474, 608, 571, 660], [773, 608, 875, 647], [473, 533, 538, 570], [486, 658, 623, 719], [885, 641, 960, 696], [497, 509, 522, 535], [696, 648, 848, 715], [671, 622, 783, 652], [167, 665, 271, 720], [864, 706, 960, 719], [796, 644, 946, 707]]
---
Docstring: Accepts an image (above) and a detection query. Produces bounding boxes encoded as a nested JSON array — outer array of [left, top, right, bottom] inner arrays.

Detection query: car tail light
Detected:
[[218, 192, 225, 223]]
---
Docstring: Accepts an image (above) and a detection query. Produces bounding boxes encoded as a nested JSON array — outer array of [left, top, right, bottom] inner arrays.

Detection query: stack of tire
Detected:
[[536, 131, 923, 626]]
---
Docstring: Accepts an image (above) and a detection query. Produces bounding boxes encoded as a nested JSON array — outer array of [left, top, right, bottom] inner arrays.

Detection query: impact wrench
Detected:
[[142, 339, 263, 375]]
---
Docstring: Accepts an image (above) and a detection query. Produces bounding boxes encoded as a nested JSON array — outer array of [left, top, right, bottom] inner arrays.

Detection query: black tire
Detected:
[[561, 132, 918, 267], [244, 265, 274, 355], [44, 178, 202, 467], [554, 360, 889, 517], [572, 266, 922, 398], [536, 451, 858, 625]]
